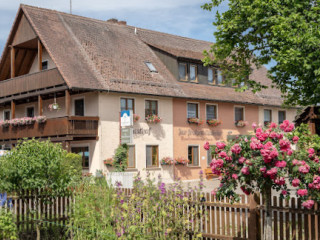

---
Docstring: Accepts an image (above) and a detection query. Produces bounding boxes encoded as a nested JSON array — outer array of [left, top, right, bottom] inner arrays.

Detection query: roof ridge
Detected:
[[20, 4, 213, 46]]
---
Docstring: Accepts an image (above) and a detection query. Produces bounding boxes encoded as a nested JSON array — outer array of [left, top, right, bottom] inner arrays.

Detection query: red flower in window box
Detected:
[[145, 115, 161, 124], [160, 157, 174, 165], [235, 120, 248, 127], [133, 114, 140, 122], [104, 158, 113, 166], [174, 157, 189, 165], [187, 118, 204, 125], [207, 119, 222, 127]]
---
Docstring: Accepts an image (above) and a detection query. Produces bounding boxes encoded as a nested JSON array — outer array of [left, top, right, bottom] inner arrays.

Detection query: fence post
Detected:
[[248, 193, 259, 240]]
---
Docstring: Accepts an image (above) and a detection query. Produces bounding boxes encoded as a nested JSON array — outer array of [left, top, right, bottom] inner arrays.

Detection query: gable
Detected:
[[12, 14, 37, 46]]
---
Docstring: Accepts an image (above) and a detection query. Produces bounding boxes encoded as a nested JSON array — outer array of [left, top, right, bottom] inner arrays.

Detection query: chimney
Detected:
[[107, 18, 118, 23]]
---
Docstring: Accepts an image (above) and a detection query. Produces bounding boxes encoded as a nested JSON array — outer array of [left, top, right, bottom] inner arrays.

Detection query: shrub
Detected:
[[113, 144, 128, 172], [63, 153, 83, 179], [0, 209, 17, 240]]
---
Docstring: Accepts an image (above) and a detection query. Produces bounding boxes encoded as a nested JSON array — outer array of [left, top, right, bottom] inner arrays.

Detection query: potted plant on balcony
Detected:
[[0, 120, 10, 128], [174, 157, 189, 165], [187, 117, 204, 125], [235, 120, 248, 127], [145, 115, 161, 124], [34, 116, 47, 124], [10, 119, 20, 127], [133, 114, 140, 123], [48, 103, 61, 111], [207, 119, 222, 127], [160, 157, 174, 166]]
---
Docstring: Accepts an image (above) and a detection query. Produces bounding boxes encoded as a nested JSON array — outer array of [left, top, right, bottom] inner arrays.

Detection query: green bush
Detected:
[[63, 153, 82, 179], [113, 144, 128, 172], [0, 209, 17, 240]]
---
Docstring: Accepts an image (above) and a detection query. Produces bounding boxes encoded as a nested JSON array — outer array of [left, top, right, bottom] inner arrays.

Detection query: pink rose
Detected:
[[211, 189, 218, 196], [260, 167, 266, 173], [204, 142, 210, 151], [287, 150, 293, 156], [269, 122, 277, 129], [219, 151, 227, 158], [302, 200, 314, 209], [297, 189, 308, 196], [279, 139, 291, 153], [252, 122, 257, 129], [292, 159, 299, 166], [231, 144, 241, 155], [280, 120, 294, 132], [298, 164, 310, 174], [275, 161, 287, 168], [281, 190, 288, 195], [274, 177, 285, 185], [292, 136, 299, 144], [308, 148, 315, 155], [266, 168, 278, 179], [238, 157, 246, 164], [292, 178, 300, 187], [241, 166, 250, 175], [232, 174, 238, 180], [216, 142, 226, 150], [245, 160, 252, 166], [250, 137, 263, 150]]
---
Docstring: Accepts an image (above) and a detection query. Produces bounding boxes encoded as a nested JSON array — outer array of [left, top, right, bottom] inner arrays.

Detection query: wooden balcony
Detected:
[[0, 116, 99, 143], [0, 68, 65, 99]]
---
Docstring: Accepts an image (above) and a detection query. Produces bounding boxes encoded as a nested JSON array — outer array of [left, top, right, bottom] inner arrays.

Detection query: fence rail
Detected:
[[3, 189, 320, 240]]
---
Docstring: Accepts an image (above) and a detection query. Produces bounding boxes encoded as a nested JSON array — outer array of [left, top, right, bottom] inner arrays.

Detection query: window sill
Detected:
[[146, 167, 161, 171], [187, 166, 201, 169], [126, 168, 138, 172]]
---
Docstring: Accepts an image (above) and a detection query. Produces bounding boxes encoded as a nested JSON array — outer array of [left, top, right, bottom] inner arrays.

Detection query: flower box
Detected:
[[235, 120, 248, 128], [0, 120, 10, 128], [174, 157, 189, 165], [34, 116, 47, 124], [104, 158, 113, 166], [187, 118, 204, 125], [145, 115, 161, 124], [207, 119, 221, 127], [160, 157, 174, 165], [133, 114, 140, 123]]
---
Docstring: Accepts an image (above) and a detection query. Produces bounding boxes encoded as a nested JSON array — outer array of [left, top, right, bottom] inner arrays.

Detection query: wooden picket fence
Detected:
[[4, 189, 320, 239]]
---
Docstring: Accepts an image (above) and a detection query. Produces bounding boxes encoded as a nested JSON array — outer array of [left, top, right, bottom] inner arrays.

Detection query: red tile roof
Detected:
[[4, 5, 287, 106]]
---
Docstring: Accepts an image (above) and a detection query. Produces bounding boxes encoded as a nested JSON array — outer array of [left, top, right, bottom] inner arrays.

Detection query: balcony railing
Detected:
[[0, 116, 99, 141], [0, 68, 65, 98]]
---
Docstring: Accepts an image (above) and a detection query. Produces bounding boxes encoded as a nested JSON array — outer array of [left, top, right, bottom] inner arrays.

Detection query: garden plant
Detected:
[[205, 121, 320, 240]]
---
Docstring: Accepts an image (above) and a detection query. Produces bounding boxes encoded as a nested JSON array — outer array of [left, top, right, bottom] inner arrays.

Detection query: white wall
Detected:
[[29, 48, 56, 74]]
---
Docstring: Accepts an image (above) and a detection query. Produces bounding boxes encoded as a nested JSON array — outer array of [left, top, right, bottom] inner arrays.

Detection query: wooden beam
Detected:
[[65, 90, 71, 116], [38, 95, 43, 116], [10, 47, 15, 78], [38, 40, 42, 71], [11, 100, 15, 119]]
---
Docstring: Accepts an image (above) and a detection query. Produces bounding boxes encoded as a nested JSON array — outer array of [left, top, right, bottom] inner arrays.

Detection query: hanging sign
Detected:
[[121, 128, 133, 144], [121, 110, 133, 127]]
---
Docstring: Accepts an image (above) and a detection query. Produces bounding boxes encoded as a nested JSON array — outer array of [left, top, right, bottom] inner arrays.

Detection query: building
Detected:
[[295, 106, 320, 136], [0, 5, 297, 181]]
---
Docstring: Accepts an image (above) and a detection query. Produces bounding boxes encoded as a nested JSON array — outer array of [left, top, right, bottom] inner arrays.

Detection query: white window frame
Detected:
[[189, 64, 198, 83], [3, 110, 11, 120], [234, 105, 245, 122], [25, 105, 35, 117], [186, 102, 200, 119], [188, 144, 200, 167], [73, 97, 85, 116], [205, 103, 218, 120]]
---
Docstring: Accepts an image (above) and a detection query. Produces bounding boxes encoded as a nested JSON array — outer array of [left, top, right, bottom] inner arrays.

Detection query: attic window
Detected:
[[42, 60, 48, 70], [145, 62, 157, 73]]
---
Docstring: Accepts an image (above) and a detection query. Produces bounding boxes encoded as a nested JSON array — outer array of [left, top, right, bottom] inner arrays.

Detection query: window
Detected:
[[208, 68, 214, 84], [121, 98, 135, 113], [264, 109, 272, 126], [278, 111, 286, 124], [26, 107, 34, 118], [146, 145, 158, 167], [74, 98, 84, 116], [206, 105, 217, 120], [216, 70, 224, 85], [127, 145, 135, 168], [71, 146, 89, 169], [145, 100, 158, 117], [145, 62, 157, 72], [235, 107, 244, 121], [188, 146, 199, 166], [207, 145, 215, 166], [179, 63, 187, 80], [3, 110, 10, 121], [187, 103, 199, 118], [190, 65, 197, 82], [42, 60, 48, 70]]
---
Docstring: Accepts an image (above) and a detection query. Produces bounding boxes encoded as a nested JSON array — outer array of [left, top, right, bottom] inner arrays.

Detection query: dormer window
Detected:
[[179, 63, 187, 81], [42, 60, 48, 70], [216, 70, 224, 85], [189, 65, 197, 82], [208, 68, 214, 84], [145, 62, 157, 73]]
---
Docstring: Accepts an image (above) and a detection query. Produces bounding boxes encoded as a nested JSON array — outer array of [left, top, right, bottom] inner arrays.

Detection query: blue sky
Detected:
[[0, 0, 229, 55]]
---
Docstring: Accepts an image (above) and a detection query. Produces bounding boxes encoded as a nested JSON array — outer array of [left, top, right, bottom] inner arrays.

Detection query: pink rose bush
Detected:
[[205, 121, 320, 209]]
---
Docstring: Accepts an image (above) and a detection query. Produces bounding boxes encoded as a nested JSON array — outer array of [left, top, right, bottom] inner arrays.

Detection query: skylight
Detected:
[[145, 62, 157, 73]]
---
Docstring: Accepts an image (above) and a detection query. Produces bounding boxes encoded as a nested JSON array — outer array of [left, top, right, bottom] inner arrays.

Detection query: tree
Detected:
[[204, 121, 320, 240], [0, 139, 81, 240], [202, 0, 320, 106]]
